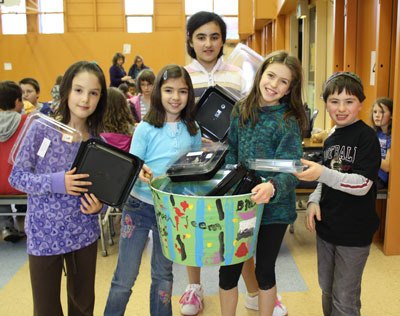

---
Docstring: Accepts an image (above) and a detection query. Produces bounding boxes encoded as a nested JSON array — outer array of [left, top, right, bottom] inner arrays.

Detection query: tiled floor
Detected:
[[1, 212, 400, 315]]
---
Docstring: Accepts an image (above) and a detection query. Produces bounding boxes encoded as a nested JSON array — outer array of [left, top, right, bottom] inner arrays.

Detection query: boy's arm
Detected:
[[308, 182, 322, 205], [318, 166, 372, 196]]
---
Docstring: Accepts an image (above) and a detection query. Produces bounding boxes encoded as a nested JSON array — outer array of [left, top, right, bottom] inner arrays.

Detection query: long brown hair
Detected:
[[235, 50, 307, 132], [54, 61, 107, 137], [144, 64, 198, 136], [371, 97, 393, 134], [103, 87, 135, 135]]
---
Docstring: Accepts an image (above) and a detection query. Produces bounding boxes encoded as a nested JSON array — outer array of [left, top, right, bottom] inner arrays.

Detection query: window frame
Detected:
[[125, 0, 154, 34]]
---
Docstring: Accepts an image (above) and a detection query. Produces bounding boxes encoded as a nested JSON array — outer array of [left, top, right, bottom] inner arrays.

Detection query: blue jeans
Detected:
[[104, 197, 173, 316], [317, 236, 371, 316]]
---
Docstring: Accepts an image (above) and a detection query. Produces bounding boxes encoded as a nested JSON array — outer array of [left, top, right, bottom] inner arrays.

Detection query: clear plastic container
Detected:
[[9, 112, 82, 166], [166, 142, 228, 182], [247, 159, 305, 173], [226, 43, 264, 96]]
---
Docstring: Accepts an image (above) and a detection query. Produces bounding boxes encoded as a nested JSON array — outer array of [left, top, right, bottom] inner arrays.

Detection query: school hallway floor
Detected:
[[1, 212, 400, 315]]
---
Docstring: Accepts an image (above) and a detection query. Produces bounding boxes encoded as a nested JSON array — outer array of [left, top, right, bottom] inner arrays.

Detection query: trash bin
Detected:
[[150, 171, 263, 267]]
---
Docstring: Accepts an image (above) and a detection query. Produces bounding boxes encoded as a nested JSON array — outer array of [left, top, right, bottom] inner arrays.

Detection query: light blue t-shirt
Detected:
[[129, 121, 201, 204]]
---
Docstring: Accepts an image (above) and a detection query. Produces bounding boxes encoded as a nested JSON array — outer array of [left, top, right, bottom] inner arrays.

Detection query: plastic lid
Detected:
[[195, 86, 236, 142], [9, 112, 83, 165], [247, 159, 305, 173], [166, 142, 228, 180], [225, 43, 264, 96]]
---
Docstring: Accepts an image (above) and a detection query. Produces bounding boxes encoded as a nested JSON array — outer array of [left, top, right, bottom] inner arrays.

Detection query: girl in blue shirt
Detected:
[[104, 65, 201, 316], [371, 97, 392, 188]]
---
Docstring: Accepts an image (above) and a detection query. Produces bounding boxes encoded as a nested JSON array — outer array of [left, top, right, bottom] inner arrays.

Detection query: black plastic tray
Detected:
[[195, 85, 237, 142], [206, 164, 261, 196], [167, 148, 228, 182], [72, 138, 143, 207]]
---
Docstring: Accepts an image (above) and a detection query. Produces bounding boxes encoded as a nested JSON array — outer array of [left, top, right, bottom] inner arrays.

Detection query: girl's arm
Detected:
[[9, 122, 92, 196], [9, 123, 61, 195], [252, 120, 303, 204], [264, 119, 302, 203], [381, 148, 390, 172], [65, 167, 92, 196], [79, 193, 103, 214], [225, 114, 239, 165]]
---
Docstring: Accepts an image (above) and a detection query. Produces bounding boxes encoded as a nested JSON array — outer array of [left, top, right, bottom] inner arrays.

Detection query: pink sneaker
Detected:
[[245, 293, 288, 315], [179, 284, 204, 316], [273, 294, 288, 316]]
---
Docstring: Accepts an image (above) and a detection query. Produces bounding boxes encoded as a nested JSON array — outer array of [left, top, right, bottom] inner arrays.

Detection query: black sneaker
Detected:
[[2, 227, 26, 243]]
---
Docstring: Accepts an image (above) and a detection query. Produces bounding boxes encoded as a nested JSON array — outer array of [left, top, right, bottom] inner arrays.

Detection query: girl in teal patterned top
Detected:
[[219, 51, 308, 316]]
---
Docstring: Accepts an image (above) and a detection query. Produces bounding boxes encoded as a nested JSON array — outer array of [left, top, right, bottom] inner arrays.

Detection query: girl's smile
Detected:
[[161, 77, 189, 122], [68, 71, 101, 128], [259, 63, 292, 106]]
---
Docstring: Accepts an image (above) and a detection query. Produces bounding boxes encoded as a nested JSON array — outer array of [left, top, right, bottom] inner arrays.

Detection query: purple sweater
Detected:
[[9, 119, 100, 256]]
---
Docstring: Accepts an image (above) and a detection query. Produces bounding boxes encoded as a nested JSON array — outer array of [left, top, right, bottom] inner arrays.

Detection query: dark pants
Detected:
[[29, 241, 98, 316], [219, 224, 287, 290]]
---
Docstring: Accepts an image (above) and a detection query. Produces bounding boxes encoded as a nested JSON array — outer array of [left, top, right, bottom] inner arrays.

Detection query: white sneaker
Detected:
[[245, 292, 259, 310], [273, 294, 288, 316], [179, 284, 204, 315], [245, 293, 288, 315]]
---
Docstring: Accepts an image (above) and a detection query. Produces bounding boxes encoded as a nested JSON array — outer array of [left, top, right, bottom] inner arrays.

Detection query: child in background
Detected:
[[19, 77, 51, 115], [0, 81, 27, 242], [104, 65, 201, 316], [101, 87, 136, 152], [295, 72, 381, 316], [50, 75, 63, 112], [9, 61, 108, 316], [181, 11, 260, 316], [219, 51, 307, 316], [127, 82, 137, 96], [117, 83, 140, 122], [371, 97, 392, 189], [130, 69, 155, 121]]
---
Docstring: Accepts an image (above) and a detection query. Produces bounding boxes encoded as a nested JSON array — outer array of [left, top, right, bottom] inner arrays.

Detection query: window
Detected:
[[0, 1, 27, 35], [125, 0, 153, 33], [38, 0, 64, 34], [185, 0, 238, 40], [0, 0, 64, 35]]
